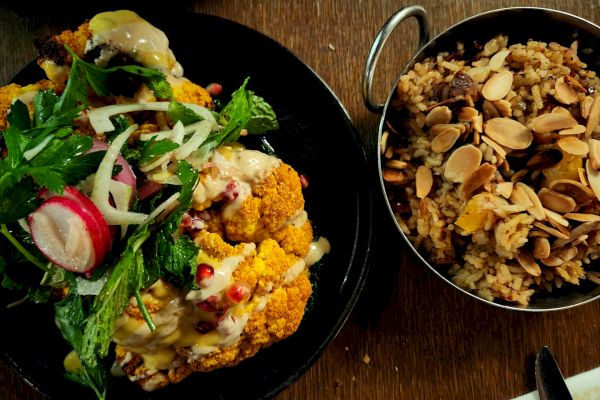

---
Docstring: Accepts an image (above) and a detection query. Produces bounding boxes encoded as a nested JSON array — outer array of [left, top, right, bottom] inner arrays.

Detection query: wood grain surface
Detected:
[[1, 1, 600, 399]]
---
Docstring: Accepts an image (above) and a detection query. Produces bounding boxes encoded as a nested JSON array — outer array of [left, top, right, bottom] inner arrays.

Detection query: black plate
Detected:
[[0, 11, 372, 400]]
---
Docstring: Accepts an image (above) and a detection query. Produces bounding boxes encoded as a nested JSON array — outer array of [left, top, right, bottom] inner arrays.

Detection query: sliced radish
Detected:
[[137, 180, 164, 201], [90, 139, 137, 195], [28, 197, 108, 273]]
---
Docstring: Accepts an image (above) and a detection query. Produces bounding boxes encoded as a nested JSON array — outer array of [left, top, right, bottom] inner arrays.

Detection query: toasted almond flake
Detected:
[[510, 184, 533, 208], [415, 166, 433, 199], [552, 106, 572, 116], [460, 163, 496, 199], [510, 169, 529, 183], [557, 136, 589, 156], [552, 221, 600, 248], [482, 70, 513, 101], [458, 107, 478, 122], [484, 117, 532, 149], [493, 100, 512, 117], [554, 77, 580, 104], [525, 149, 562, 170], [482, 100, 500, 120], [578, 167, 589, 186], [481, 135, 507, 159], [425, 106, 452, 127], [549, 179, 595, 204], [431, 123, 465, 135], [585, 159, 600, 202], [538, 188, 576, 213], [473, 114, 483, 134], [473, 130, 480, 145], [589, 139, 600, 169], [533, 221, 570, 240], [465, 66, 491, 83], [382, 168, 405, 184], [532, 113, 578, 133], [529, 230, 550, 238], [516, 182, 545, 220], [540, 256, 564, 267], [543, 207, 569, 227], [496, 181, 513, 198], [516, 250, 542, 276], [563, 213, 600, 222], [385, 160, 408, 169], [384, 146, 394, 159], [565, 75, 588, 93], [559, 246, 578, 261], [443, 145, 482, 183], [581, 96, 594, 119], [416, 112, 426, 128], [558, 125, 586, 135], [532, 237, 551, 259], [489, 49, 510, 71], [380, 131, 389, 155], [585, 96, 600, 137], [431, 128, 460, 153]]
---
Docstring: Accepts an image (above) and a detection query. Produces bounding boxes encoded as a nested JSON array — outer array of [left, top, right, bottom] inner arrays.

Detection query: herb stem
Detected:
[[0, 224, 51, 273], [134, 289, 156, 332]]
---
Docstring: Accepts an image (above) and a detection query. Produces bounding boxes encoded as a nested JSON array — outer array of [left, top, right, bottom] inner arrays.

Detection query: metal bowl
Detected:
[[363, 6, 600, 311]]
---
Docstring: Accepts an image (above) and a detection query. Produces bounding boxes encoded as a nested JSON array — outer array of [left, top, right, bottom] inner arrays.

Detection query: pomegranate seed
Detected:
[[226, 282, 250, 304], [196, 300, 217, 313], [222, 181, 239, 201], [180, 213, 192, 228], [206, 83, 223, 97], [195, 263, 214, 286], [195, 320, 215, 334], [299, 173, 309, 189]]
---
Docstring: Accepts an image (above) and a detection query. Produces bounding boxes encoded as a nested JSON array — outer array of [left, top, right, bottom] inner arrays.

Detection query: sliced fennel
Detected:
[[175, 120, 212, 160], [90, 125, 148, 225], [108, 180, 133, 239]]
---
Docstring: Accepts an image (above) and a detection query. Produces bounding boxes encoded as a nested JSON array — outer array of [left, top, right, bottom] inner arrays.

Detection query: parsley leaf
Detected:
[[33, 90, 60, 125], [167, 102, 202, 126], [7, 100, 31, 131], [139, 136, 179, 165]]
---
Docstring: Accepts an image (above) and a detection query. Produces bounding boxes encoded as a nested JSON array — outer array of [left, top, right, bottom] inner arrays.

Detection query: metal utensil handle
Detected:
[[362, 5, 430, 114]]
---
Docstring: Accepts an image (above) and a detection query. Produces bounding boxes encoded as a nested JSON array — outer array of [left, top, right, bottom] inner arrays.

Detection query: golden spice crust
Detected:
[[0, 80, 56, 130], [171, 79, 214, 109], [224, 163, 305, 242], [271, 221, 313, 258]]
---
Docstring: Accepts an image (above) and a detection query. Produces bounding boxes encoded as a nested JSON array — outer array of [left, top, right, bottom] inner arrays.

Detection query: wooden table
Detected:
[[1, 1, 600, 399]]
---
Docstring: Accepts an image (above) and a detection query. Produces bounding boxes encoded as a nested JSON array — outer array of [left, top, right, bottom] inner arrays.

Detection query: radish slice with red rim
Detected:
[[28, 196, 109, 273], [90, 139, 137, 196]]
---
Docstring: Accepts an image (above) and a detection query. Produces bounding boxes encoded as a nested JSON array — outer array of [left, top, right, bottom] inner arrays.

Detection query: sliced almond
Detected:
[[565, 75, 588, 93], [443, 145, 482, 183], [554, 76, 579, 104], [559, 246, 578, 262], [581, 96, 594, 119], [540, 256, 564, 267], [589, 138, 600, 169], [557, 136, 589, 156], [482, 100, 500, 120], [529, 230, 550, 238], [473, 114, 483, 134], [558, 125, 586, 135], [385, 160, 409, 169], [431, 128, 461, 153], [525, 149, 562, 170], [532, 237, 551, 259], [563, 212, 600, 222], [510, 184, 533, 208], [516, 250, 542, 276], [552, 106, 572, 116], [415, 166, 433, 199], [510, 169, 529, 183], [431, 123, 465, 135], [549, 179, 595, 204], [481, 135, 508, 159], [533, 221, 570, 240], [496, 181, 513, 198], [578, 167, 589, 186], [458, 107, 478, 122], [380, 131, 389, 155], [544, 207, 569, 227], [482, 70, 513, 101], [552, 221, 600, 248], [493, 100, 512, 117], [489, 49, 510, 71], [460, 163, 496, 198], [585, 159, 600, 202], [484, 117, 532, 149], [516, 182, 545, 220], [538, 188, 576, 213], [425, 106, 452, 127], [585, 95, 600, 137], [465, 66, 491, 83], [382, 168, 405, 184], [532, 112, 578, 133]]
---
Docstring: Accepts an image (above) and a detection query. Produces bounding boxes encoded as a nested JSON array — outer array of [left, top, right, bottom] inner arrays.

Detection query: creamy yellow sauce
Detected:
[[88, 10, 182, 76]]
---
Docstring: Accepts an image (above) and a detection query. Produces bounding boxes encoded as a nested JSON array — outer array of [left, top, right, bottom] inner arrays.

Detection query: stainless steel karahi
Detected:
[[363, 6, 600, 311]]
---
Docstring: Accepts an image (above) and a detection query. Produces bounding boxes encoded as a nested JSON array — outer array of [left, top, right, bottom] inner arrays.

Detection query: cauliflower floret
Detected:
[[0, 81, 55, 130], [170, 78, 214, 109], [224, 163, 305, 242]]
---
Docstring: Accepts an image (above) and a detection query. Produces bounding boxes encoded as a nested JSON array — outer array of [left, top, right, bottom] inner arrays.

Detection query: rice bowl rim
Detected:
[[365, 6, 600, 311]]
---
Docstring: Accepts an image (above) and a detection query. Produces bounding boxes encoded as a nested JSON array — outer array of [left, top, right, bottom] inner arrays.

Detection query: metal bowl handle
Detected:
[[362, 5, 430, 114]]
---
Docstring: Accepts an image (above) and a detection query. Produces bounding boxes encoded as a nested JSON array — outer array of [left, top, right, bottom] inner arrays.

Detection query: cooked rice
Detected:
[[383, 35, 600, 306]]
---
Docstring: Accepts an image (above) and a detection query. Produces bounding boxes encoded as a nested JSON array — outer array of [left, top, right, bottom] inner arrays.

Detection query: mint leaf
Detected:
[[139, 136, 179, 164], [246, 93, 278, 134], [167, 102, 202, 126], [7, 100, 31, 131]]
